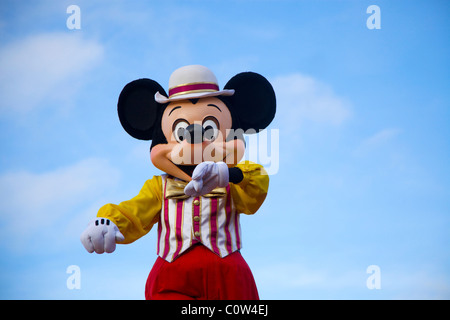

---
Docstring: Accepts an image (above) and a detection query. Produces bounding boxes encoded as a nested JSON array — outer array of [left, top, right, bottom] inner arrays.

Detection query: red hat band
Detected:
[[169, 82, 219, 98]]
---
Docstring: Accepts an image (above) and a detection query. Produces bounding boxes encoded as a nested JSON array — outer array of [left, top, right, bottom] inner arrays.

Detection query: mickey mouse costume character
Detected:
[[80, 65, 276, 300]]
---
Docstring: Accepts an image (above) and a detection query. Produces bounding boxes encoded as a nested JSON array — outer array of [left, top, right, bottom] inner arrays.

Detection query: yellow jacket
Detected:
[[97, 161, 269, 244]]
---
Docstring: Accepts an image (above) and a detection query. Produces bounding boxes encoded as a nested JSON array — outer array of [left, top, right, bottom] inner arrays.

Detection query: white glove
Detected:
[[184, 161, 229, 197], [80, 218, 125, 254]]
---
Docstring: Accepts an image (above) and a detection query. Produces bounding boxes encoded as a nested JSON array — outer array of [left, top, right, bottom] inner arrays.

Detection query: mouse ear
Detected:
[[117, 78, 167, 140], [224, 72, 276, 132]]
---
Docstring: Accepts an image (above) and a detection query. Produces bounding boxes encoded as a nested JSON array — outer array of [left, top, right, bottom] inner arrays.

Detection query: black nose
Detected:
[[185, 124, 205, 144]]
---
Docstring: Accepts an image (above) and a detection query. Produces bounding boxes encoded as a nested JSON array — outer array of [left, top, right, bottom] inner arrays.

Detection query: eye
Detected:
[[172, 119, 189, 143], [202, 117, 219, 141]]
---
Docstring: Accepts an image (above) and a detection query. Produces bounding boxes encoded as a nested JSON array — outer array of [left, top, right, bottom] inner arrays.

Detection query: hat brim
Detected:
[[154, 89, 235, 104]]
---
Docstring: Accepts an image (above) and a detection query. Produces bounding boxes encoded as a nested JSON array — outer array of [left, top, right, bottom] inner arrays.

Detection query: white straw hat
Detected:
[[154, 65, 235, 103]]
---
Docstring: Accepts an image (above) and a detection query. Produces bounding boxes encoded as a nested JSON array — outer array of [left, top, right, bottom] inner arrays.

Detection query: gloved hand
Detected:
[[184, 161, 229, 197], [80, 218, 125, 254]]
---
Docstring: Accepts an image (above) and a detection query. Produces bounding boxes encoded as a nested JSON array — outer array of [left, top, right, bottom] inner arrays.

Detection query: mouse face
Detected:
[[117, 65, 276, 182], [150, 97, 245, 181]]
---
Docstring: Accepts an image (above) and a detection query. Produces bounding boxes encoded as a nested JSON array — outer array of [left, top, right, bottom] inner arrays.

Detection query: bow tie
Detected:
[[165, 177, 227, 199]]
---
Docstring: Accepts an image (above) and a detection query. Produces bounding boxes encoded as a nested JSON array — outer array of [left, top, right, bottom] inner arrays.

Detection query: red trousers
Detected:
[[145, 244, 259, 300]]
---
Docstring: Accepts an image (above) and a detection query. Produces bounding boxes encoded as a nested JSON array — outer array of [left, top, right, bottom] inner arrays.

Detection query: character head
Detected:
[[117, 65, 276, 181]]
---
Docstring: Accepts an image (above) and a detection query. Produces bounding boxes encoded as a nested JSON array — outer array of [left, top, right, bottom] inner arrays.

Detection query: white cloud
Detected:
[[354, 128, 402, 156], [362, 128, 401, 147], [0, 158, 120, 251], [272, 73, 352, 129], [0, 32, 103, 115]]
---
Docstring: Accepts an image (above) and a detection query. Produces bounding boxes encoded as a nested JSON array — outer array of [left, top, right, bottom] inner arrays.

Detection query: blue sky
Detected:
[[0, 0, 448, 299]]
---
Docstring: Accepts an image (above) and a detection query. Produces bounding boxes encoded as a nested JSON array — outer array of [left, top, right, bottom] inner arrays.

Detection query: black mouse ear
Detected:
[[117, 78, 167, 140], [224, 72, 276, 132]]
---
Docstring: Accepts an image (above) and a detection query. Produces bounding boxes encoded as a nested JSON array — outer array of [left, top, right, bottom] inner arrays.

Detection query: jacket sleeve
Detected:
[[229, 161, 269, 215], [97, 175, 162, 244]]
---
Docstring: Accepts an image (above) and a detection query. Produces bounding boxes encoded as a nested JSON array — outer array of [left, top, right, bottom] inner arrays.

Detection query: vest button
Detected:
[[193, 199, 200, 206], [194, 231, 201, 237], [193, 216, 200, 222]]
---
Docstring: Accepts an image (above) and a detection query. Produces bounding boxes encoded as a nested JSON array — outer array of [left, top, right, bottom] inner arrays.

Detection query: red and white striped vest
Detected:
[[157, 174, 242, 262]]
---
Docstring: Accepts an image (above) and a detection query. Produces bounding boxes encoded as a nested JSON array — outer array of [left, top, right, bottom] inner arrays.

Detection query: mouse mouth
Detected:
[[172, 154, 229, 178], [151, 139, 244, 182], [175, 164, 196, 177]]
